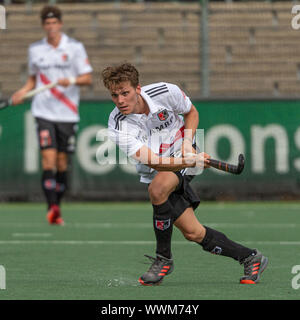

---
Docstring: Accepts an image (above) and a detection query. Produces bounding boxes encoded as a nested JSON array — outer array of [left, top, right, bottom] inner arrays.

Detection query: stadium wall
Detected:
[[1, 100, 300, 201], [1, 1, 300, 99]]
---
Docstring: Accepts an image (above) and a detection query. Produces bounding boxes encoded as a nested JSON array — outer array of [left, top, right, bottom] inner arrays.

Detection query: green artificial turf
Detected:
[[0, 201, 299, 300]]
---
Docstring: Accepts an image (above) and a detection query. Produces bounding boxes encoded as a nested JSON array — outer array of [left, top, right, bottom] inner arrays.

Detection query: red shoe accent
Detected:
[[47, 205, 64, 225], [47, 205, 59, 224], [240, 279, 256, 284], [158, 266, 170, 276], [55, 217, 65, 226], [138, 277, 162, 286], [138, 278, 150, 286]]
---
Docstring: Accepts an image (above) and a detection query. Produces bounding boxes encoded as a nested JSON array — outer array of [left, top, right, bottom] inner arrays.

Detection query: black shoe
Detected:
[[139, 254, 174, 286], [240, 249, 268, 284]]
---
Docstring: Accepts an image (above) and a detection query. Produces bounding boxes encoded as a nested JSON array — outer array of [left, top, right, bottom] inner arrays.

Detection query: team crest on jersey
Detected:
[[155, 219, 171, 231], [157, 109, 169, 121], [62, 54, 69, 62]]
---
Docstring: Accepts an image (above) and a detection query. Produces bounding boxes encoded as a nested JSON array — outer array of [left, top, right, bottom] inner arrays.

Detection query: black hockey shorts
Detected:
[[169, 169, 200, 221], [35, 117, 78, 154]]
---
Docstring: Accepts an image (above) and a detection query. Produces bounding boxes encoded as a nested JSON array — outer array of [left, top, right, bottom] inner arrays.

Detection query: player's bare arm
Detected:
[[57, 72, 92, 87], [181, 104, 211, 166], [133, 145, 210, 171], [183, 104, 199, 142], [11, 75, 36, 105], [181, 104, 199, 154]]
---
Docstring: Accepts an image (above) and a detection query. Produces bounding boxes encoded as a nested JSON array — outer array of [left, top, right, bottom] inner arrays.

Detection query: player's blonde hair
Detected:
[[102, 63, 139, 90]]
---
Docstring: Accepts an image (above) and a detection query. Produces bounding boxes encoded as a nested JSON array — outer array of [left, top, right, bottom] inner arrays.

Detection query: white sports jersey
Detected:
[[108, 82, 192, 183], [28, 33, 93, 122]]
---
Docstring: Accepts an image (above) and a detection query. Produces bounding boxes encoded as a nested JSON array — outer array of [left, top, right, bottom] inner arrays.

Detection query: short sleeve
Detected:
[[73, 43, 93, 75], [28, 47, 38, 76], [168, 84, 192, 114]]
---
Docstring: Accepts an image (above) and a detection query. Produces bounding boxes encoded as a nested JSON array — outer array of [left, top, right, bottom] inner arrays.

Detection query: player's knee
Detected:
[[42, 157, 56, 170], [183, 231, 198, 242], [148, 182, 169, 203], [182, 229, 205, 243], [41, 149, 57, 170], [56, 159, 68, 171]]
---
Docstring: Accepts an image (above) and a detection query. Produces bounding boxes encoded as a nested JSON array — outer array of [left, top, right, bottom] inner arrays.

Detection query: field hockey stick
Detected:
[[0, 81, 58, 111], [184, 152, 245, 175], [209, 153, 245, 175]]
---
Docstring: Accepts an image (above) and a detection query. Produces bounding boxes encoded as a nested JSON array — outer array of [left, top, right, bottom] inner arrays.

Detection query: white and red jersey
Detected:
[[108, 82, 192, 183], [28, 33, 93, 122]]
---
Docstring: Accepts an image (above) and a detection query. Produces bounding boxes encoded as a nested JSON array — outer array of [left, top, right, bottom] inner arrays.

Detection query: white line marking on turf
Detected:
[[71, 222, 151, 228], [0, 240, 160, 245], [12, 233, 52, 237], [0, 240, 299, 245], [1, 222, 299, 229], [206, 223, 299, 229], [71, 222, 298, 229]]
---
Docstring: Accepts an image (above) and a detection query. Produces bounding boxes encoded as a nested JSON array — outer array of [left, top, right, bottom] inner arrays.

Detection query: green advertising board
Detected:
[[0, 100, 300, 200]]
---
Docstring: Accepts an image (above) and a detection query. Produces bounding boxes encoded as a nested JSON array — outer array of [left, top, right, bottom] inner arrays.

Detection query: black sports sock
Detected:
[[56, 171, 67, 205], [199, 226, 256, 262], [152, 200, 174, 259], [42, 170, 58, 208]]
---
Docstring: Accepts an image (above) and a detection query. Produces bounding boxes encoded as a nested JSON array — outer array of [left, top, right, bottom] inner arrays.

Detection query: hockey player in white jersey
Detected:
[[11, 6, 93, 225], [102, 63, 268, 286]]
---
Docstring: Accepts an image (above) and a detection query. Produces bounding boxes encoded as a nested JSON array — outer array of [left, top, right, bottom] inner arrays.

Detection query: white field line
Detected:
[[71, 222, 300, 229], [2, 222, 299, 245], [12, 233, 52, 237], [0, 240, 299, 246], [1, 222, 299, 229]]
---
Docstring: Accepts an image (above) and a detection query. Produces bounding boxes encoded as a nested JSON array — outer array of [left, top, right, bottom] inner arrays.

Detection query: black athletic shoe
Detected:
[[240, 249, 268, 284], [139, 254, 174, 286]]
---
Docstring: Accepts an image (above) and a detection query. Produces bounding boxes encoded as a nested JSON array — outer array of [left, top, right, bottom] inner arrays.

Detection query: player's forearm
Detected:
[[151, 152, 211, 171], [11, 76, 36, 105], [134, 146, 196, 172], [74, 73, 92, 86], [57, 73, 92, 87], [20, 76, 36, 92], [181, 105, 199, 156], [183, 104, 199, 141], [149, 156, 196, 172]]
